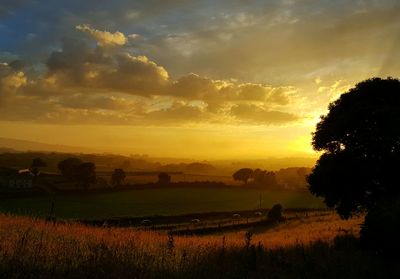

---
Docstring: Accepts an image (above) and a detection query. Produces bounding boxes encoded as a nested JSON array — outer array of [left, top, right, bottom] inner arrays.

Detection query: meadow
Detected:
[[0, 188, 324, 219], [118, 173, 239, 185], [2, 212, 397, 279]]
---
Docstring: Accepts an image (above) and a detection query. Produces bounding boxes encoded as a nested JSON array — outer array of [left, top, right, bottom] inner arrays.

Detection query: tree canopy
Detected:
[[58, 158, 83, 180], [157, 172, 171, 185], [75, 162, 96, 190], [232, 168, 253, 184], [30, 157, 47, 177], [307, 77, 400, 218], [112, 168, 126, 187]]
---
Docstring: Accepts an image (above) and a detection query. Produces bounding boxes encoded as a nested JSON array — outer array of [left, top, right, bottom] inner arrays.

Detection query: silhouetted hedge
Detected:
[[360, 198, 400, 257]]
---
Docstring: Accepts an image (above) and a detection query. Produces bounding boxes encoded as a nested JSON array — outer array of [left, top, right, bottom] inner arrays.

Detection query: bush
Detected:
[[360, 198, 400, 257], [267, 203, 284, 222]]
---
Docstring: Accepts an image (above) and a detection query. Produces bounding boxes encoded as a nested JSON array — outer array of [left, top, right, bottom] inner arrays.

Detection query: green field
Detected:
[[0, 188, 324, 219]]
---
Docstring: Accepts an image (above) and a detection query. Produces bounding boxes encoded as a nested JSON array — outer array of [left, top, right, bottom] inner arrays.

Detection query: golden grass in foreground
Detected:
[[0, 212, 362, 253], [0, 212, 371, 279]]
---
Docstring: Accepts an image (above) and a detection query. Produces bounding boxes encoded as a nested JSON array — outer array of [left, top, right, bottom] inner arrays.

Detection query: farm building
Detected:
[[0, 167, 34, 189]]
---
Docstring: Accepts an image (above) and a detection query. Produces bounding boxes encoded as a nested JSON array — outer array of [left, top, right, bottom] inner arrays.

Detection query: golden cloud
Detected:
[[0, 63, 27, 91], [230, 103, 299, 124], [0, 25, 304, 126], [76, 24, 127, 47]]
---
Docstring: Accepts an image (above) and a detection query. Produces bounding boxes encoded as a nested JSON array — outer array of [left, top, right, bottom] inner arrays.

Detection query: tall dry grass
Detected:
[[0, 212, 396, 279]]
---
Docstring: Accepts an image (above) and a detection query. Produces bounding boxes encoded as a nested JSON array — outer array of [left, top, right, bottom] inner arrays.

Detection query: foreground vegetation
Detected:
[[2, 212, 398, 279], [0, 188, 323, 219]]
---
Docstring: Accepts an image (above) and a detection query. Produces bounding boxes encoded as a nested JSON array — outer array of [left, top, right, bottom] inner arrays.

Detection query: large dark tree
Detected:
[[308, 78, 400, 219], [307, 78, 400, 256]]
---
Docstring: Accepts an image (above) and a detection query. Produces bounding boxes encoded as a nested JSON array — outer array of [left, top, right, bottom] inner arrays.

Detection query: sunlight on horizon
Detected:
[[1, 0, 399, 160]]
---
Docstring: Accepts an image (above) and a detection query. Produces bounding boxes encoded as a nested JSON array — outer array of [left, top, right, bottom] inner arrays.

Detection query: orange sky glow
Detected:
[[1, 0, 399, 159]]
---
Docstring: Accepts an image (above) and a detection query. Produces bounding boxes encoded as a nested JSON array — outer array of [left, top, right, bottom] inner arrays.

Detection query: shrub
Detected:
[[360, 198, 400, 257], [267, 204, 284, 222]]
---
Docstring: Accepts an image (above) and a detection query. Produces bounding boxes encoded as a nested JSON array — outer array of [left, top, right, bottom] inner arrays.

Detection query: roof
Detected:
[[0, 167, 33, 179]]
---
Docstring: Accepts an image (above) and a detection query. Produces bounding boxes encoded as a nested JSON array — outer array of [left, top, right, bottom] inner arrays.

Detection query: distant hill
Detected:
[[0, 137, 98, 154], [212, 157, 317, 173], [0, 147, 17, 153], [0, 138, 317, 179], [158, 162, 217, 174], [0, 151, 161, 172]]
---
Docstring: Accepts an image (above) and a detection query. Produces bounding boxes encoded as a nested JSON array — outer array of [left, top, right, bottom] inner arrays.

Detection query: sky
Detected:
[[0, 0, 400, 159]]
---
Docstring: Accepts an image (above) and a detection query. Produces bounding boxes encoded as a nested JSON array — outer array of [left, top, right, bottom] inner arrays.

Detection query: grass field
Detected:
[[116, 173, 239, 185], [2, 212, 393, 279], [0, 188, 324, 219]]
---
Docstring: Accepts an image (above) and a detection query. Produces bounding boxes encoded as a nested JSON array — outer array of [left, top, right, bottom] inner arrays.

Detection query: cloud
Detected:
[[145, 101, 206, 124], [76, 24, 127, 47], [170, 73, 294, 105], [0, 63, 27, 105], [131, 0, 400, 86], [230, 103, 299, 124], [56, 94, 137, 111], [39, 32, 295, 108], [0, 24, 302, 126], [0, 63, 27, 90], [44, 37, 169, 95], [128, 33, 140, 40], [0, 0, 27, 18]]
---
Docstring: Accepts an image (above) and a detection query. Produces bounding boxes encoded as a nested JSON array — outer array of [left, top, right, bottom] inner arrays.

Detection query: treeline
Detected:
[[0, 152, 218, 174], [0, 152, 311, 191], [232, 167, 311, 190], [0, 152, 158, 172], [15, 156, 217, 191]]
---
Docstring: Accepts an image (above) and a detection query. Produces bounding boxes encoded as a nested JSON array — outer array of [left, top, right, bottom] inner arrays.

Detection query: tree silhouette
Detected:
[[267, 204, 284, 222], [30, 157, 47, 177], [307, 77, 400, 219], [58, 158, 82, 180], [75, 162, 96, 190], [157, 172, 171, 185], [233, 168, 253, 184], [253, 168, 277, 188], [112, 168, 126, 187]]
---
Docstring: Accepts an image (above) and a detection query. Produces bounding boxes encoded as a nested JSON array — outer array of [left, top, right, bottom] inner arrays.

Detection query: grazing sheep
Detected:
[[141, 219, 152, 226]]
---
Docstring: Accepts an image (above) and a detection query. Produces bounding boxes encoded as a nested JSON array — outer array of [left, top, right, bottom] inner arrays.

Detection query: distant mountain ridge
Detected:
[[0, 137, 317, 174], [0, 137, 97, 154]]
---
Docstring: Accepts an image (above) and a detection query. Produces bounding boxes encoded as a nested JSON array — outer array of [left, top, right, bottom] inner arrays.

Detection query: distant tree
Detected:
[[252, 169, 265, 184], [75, 162, 96, 190], [233, 168, 254, 185], [157, 172, 171, 185], [30, 157, 47, 177], [296, 167, 308, 179], [112, 168, 126, 187], [253, 168, 278, 188], [307, 78, 400, 253], [58, 158, 82, 180]]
